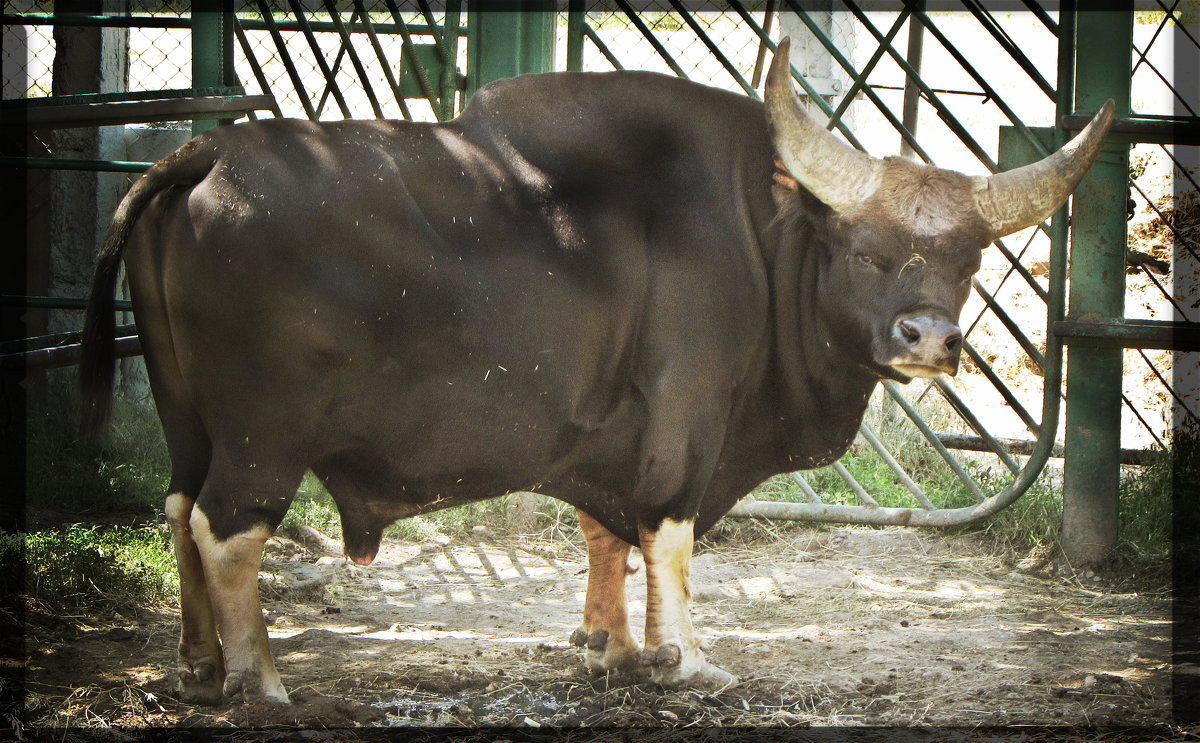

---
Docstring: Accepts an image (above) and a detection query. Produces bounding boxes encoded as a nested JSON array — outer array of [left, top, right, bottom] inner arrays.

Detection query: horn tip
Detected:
[[766, 37, 793, 93]]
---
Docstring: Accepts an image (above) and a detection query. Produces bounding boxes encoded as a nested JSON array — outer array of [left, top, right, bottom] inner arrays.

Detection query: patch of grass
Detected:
[[1115, 429, 1195, 563], [978, 469, 1064, 553], [281, 473, 344, 536], [25, 396, 170, 518], [2, 523, 177, 613]]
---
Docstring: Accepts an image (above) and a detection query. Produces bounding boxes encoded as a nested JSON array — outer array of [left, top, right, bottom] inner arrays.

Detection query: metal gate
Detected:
[[4, 2, 1197, 552]]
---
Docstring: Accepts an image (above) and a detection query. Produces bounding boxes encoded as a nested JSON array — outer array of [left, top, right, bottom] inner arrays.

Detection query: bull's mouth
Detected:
[[888, 362, 956, 380]]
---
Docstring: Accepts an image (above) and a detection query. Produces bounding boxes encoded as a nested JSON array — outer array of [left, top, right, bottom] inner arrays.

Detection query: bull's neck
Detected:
[[767, 215, 880, 469]]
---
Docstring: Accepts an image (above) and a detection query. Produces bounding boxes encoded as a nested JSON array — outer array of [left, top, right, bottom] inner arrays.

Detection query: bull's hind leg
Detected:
[[155, 403, 225, 703], [166, 490, 226, 704], [639, 518, 736, 690], [190, 455, 303, 703], [571, 510, 640, 674]]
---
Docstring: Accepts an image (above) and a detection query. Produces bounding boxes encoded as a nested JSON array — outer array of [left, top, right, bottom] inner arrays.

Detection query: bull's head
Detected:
[[764, 38, 1113, 382]]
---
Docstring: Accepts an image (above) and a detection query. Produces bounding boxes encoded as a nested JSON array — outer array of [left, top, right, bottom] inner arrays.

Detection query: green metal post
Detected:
[[441, 2, 463, 120], [1061, 7, 1132, 567], [192, 0, 234, 136], [567, 0, 585, 72], [465, 1, 556, 102]]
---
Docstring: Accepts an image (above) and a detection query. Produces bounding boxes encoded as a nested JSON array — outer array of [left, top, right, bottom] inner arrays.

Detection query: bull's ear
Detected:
[[772, 157, 800, 209], [764, 37, 884, 213], [973, 99, 1115, 238]]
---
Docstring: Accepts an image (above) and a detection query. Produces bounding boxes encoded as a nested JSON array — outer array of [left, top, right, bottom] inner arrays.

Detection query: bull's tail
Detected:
[[79, 138, 216, 438]]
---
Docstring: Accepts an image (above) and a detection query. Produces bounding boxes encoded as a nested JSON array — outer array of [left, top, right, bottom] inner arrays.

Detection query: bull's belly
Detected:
[[310, 373, 645, 508]]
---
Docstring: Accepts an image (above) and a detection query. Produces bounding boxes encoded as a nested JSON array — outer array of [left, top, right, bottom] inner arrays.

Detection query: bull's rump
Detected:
[[129, 123, 635, 486]]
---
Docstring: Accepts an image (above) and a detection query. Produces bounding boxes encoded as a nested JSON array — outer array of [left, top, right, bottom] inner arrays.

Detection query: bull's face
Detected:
[[822, 161, 989, 382], [764, 37, 1112, 382]]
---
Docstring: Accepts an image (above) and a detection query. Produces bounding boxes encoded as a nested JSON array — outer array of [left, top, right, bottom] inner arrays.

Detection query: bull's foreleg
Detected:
[[165, 492, 226, 704], [639, 518, 736, 689], [571, 509, 640, 674], [191, 506, 289, 703]]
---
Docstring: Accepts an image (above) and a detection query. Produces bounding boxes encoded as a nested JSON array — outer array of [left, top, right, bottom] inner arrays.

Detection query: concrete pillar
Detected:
[[778, 2, 855, 126], [47, 1, 128, 337]]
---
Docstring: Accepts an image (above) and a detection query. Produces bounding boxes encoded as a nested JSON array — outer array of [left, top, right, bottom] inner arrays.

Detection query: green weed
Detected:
[[24, 397, 170, 517], [2, 523, 177, 613]]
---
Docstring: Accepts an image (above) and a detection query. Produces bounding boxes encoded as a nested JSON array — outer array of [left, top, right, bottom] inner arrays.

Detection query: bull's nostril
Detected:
[[898, 320, 921, 345], [945, 332, 963, 353]]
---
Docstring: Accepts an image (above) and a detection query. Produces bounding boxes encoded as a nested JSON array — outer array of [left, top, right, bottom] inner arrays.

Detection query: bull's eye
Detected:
[[855, 253, 878, 270]]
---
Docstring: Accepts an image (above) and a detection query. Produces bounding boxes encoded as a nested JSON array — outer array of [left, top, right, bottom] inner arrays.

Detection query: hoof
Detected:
[[572, 627, 639, 674], [569, 627, 610, 650], [178, 661, 224, 706], [223, 671, 290, 704], [643, 643, 737, 690]]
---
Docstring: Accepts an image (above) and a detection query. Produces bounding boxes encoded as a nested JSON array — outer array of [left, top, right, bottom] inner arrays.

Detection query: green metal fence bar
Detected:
[[883, 381, 986, 502], [1061, 6, 1133, 566], [991, 232, 1052, 304], [439, 2, 462, 121], [1020, 0, 1058, 34], [353, 0, 416, 121], [790, 472, 822, 504], [728, 6, 869, 151], [286, 0, 353, 119], [232, 19, 284, 119], [969, 277, 1047, 373], [0, 156, 152, 173], [846, 2, 1033, 171], [827, 9, 932, 163], [255, 0, 318, 120], [312, 6, 357, 116], [192, 5, 236, 136], [787, 1, 937, 159], [582, 22, 625, 71], [567, 0, 585, 72], [321, 1, 386, 119], [906, 5, 1055, 161], [668, 0, 757, 96], [960, 340, 1040, 434], [1, 325, 138, 356], [859, 423, 936, 509], [613, 0, 690, 80], [315, 5, 362, 115], [1129, 176, 1200, 263], [962, 0, 1056, 100], [831, 461, 878, 506], [384, 0, 447, 120], [930, 378, 1022, 474]]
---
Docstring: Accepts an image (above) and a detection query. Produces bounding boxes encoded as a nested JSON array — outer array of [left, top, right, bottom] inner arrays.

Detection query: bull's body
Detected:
[[127, 73, 852, 553], [82, 43, 1112, 702]]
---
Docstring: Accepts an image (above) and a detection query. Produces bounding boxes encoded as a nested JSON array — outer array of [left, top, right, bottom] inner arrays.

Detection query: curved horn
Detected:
[[764, 37, 884, 213], [973, 99, 1115, 238]]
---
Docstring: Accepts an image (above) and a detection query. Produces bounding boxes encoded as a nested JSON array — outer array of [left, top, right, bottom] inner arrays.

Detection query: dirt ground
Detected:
[[15, 524, 1184, 739]]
